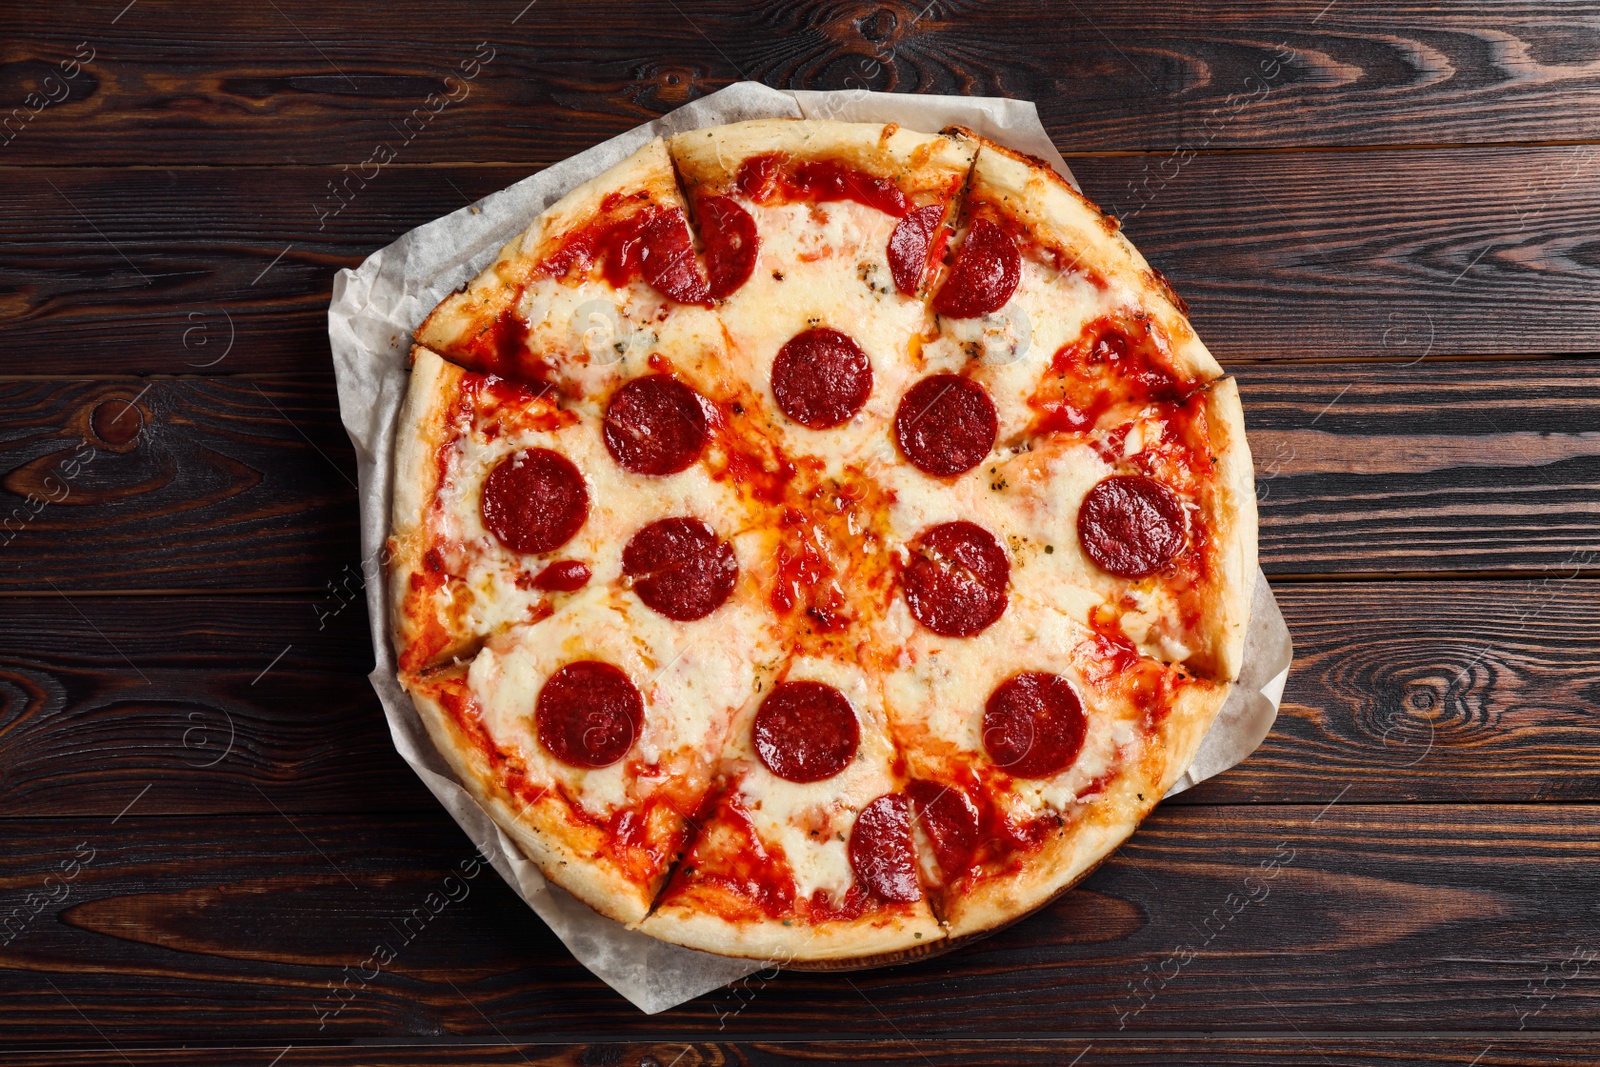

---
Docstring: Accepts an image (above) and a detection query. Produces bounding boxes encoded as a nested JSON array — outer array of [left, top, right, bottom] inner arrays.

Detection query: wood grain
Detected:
[[3, 362, 1595, 592], [4, 581, 1597, 817], [1072, 145, 1600, 361], [1176, 580, 1600, 805], [5, 147, 1599, 376], [1232, 361, 1600, 575], [0, 596, 432, 819], [2, 805, 1597, 1040], [2, 0, 1596, 1054], [0, 1040, 1593, 1066], [0, 378, 358, 591], [0, 166, 511, 377], [4, 1, 1600, 165]]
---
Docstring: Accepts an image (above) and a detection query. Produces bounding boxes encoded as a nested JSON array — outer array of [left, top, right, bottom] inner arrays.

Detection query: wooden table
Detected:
[[4, 2, 1598, 1062]]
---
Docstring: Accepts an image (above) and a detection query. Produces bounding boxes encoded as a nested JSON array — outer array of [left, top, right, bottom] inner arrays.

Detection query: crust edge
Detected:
[[387, 345, 458, 670], [638, 900, 945, 963], [668, 118, 975, 194], [403, 668, 658, 927], [1198, 376, 1259, 682]]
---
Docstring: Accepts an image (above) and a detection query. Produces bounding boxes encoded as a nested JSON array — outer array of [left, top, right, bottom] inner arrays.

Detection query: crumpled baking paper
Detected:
[[328, 81, 1294, 1014]]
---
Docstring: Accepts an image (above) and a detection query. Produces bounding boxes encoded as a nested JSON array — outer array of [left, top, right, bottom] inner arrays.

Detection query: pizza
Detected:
[[387, 119, 1257, 963]]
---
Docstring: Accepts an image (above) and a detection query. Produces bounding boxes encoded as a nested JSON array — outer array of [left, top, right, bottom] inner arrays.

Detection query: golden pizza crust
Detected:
[[669, 118, 974, 200], [416, 137, 682, 361], [638, 897, 944, 962], [1193, 376, 1259, 682], [388, 345, 465, 672]]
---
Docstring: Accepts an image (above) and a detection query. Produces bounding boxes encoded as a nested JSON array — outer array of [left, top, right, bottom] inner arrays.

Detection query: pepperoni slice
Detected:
[[480, 448, 588, 555], [536, 660, 643, 769], [849, 794, 922, 903], [752, 681, 860, 783], [622, 517, 737, 621], [770, 327, 873, 429], [603, 374, 708, 476], [532, 560, 590, 592], [902, 521, 1009, 637], [640, 208, 711, 306], [933, 218, 1021, 319], [1078, 474, 1187, 578], [887, 204, 945, 295], [906, 779, 980, 881], [699, 195, 758, 299], [982, 672, 1087, 779], [894, 374, 997, 477]]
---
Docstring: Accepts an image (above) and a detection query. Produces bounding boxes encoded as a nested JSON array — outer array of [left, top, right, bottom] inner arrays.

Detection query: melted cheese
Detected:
[[467, 584, 777, 818], [987, 428, 1200, 664], [725, 656, 902, 899], [429, 397, 750, 643], [879, 595, 1139, 819], [925, 255, 1108, 446], [712, 200, 933, 473], [514, 275, 729, 400]]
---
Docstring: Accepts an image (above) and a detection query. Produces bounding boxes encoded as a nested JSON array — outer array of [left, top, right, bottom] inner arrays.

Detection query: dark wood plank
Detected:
[[1232, 361, 1600, 575], [1072, 146, 1600, 361], [6, 147, 1597, 377], [2, 805, 1598, 1041], [1175, 580, 1600, 805], [3, 362, 1595, 592], [0, 1039, 1594, 1066], [4, 1, 1600, 165], [0, 377, 358, 592], [0, 166, 513, 377], [5, 581, 1597, 817], [0, 596, 431, 819]]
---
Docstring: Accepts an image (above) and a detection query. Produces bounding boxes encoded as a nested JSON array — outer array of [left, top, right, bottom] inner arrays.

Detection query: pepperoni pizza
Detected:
[[388, 120, 1257, 963]]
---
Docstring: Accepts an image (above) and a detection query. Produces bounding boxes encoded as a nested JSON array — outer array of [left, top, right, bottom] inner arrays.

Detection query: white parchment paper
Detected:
[[328, 82, 1294, 1014]]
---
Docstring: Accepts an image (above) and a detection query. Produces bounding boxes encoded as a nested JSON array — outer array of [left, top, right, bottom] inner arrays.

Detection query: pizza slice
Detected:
[[663, 119, 976, 643], [638, 653, 944, 960], [922, 134, 1223, 449], [402, 566, 783, 925], [667, 119, 974, 470], [908, 136, 1255, 681], [389, 345, 772, 674], [877, 590, 1227, 939], [416, 136, 727, 401]]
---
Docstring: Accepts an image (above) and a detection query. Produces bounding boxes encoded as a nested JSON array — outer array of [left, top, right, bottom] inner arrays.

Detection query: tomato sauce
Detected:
[[664, 791, 799, 920], [735, 152, 911, 217], [1027, 312, 1195, 437]]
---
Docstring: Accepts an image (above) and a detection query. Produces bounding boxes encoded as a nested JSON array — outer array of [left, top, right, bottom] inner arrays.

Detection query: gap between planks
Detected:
[[8, 570, 1600, 598], [28, 1029, 1597, 1048], [1, 137, 1598, 171], [4, 350, 1600, 387], [10, 801, 1600, 824]]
